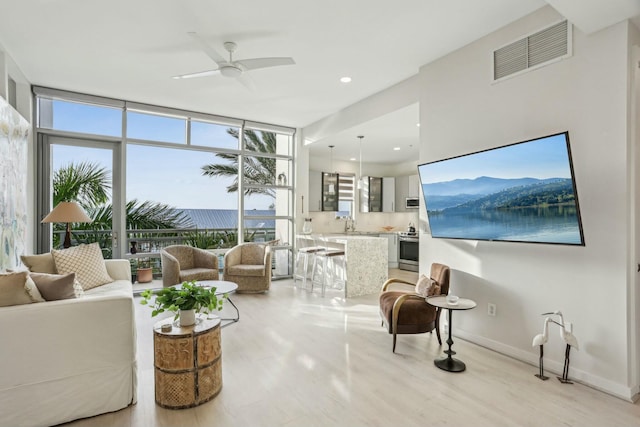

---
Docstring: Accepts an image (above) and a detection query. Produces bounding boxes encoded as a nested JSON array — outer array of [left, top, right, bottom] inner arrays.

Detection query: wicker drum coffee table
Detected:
[[153, 316, 222, 409]]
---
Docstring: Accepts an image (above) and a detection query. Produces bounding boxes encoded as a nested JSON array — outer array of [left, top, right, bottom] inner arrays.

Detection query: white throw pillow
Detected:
[[24, 275, 46, 302], [52, 243, 113, 290], [415, 274, 440, 297]]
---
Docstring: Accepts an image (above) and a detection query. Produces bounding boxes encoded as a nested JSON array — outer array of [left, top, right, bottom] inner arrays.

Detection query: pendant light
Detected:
[[357, 135, 364, 190], [328, 145, 336, 194]]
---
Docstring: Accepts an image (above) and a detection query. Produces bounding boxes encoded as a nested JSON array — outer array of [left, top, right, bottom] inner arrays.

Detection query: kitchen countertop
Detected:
[[297, 234, 387, 297], [331, 231, 395, 236], [324, 233, 385, 239]]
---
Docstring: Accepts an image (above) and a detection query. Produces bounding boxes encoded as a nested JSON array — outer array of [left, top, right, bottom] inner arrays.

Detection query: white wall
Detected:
[[628, 23, 640, 396], [0, 42, 31, 121], [419, 6, 636, 399]]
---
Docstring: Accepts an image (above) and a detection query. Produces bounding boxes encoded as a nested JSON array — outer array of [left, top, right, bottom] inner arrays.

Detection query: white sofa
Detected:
[[0, 259, 137, 427]]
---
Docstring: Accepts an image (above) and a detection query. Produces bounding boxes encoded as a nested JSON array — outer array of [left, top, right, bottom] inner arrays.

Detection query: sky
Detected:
[[418, 133, 574, 184], [50, 100, 276, 210]]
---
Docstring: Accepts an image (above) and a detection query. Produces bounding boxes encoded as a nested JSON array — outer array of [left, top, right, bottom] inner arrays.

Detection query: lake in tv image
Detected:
[[418, 132, 584, 245]]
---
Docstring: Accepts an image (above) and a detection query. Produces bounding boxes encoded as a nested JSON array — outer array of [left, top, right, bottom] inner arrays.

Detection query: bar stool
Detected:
[[310, 235, 346, 297], [293, 235, 323, 288]]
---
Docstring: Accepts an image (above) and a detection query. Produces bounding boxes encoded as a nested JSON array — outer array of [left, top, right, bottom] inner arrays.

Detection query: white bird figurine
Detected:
[[544, 310, 579, 384], [532, 316, 552, 380]]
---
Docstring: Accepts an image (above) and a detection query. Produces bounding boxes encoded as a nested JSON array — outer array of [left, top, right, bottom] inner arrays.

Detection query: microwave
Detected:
[[405, 197, 419, 209]]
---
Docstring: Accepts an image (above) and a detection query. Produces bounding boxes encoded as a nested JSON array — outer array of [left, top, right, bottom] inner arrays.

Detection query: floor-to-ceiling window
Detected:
[[34, 87, 295, 281], [242, 123, 294, 277]]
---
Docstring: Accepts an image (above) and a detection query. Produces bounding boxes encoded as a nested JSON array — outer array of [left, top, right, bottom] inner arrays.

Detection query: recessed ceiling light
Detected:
[[416, 123, 421, 127], [349, 157, 356, 161], [340, 77, 352, 83], [393, 147, 400, 151]]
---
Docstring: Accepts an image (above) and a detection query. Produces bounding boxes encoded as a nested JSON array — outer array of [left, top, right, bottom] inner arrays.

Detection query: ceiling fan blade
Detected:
[[236, 57, 295, 71], [187, 32, 227, 66], [172, 69, 220, 79], [236, 73, 257, 91]]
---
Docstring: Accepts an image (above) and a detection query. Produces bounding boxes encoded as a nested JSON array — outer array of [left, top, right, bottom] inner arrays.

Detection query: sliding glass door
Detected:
[[38, 135, 123, 258]]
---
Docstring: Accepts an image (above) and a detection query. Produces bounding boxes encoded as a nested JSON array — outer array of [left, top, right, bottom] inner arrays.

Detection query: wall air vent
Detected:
[[493, 20, 571, 82]]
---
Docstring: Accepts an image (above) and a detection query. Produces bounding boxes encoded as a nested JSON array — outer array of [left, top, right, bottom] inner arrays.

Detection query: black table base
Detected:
[[434, 356, 466, 372], [434, 306, 467, 372]]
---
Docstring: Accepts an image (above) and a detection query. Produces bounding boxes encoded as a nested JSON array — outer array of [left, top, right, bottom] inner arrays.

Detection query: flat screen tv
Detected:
[[417, 132, 584, 245]]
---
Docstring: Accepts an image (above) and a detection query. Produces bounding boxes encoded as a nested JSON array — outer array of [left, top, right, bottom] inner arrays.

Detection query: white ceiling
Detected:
[[0, 1, 638, 164], [308, 103, 420, 165]]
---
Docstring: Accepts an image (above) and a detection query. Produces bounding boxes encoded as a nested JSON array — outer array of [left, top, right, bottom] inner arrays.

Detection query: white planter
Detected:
[[179, 309, 196, 326]]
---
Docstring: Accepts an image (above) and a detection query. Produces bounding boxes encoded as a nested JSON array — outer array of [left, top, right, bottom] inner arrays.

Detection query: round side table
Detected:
[[153, 316, 222, 409], [193, 280, 240, 327], [426, 295, 476, 372]]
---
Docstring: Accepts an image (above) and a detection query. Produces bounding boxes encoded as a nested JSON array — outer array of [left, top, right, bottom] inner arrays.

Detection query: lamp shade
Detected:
[[41, 202, 92, 224]]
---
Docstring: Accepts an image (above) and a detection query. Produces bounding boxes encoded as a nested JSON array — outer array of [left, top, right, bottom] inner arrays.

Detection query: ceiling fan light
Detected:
[[220, 65, 242, 78]]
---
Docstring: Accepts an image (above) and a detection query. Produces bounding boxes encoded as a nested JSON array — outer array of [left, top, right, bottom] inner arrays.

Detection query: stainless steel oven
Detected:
[[398, 233, 419, 271]]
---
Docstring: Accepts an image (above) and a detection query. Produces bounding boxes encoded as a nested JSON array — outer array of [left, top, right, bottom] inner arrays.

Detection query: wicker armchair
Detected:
[[160, 245, 219, 287], [379, 263, 450, 352], [223, 243, 272, 293]]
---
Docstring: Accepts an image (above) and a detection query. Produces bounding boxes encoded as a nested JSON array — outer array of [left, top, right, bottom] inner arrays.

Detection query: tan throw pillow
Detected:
[[20, 253, 57, 274], [52, 243, 113, 291], [29, 272, 80, 301], [415, 274, 440, 297], [24, 276, 46, 302], [0, 271, 33, 307]]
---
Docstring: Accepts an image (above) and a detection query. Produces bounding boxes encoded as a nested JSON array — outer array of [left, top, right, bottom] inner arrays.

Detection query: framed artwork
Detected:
[[0, 96, 30, 270]]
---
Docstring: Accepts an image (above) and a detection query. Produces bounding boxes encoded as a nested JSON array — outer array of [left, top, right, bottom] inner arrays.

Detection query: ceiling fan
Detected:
[[173, 32, 296, 80]]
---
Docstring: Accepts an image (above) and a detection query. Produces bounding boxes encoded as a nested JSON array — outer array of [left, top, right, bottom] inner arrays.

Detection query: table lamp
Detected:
[[41, 201, 93, 248]]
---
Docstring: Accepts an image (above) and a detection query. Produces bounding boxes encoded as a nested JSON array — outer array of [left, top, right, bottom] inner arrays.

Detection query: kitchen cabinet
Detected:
[[382, 177, 395, 212], [309, 170, 322, 212], [322, 172, 339, 211], [309, 170, 341, 212], [408, 174, 420, 198], [380, 232, 398, 268], [394, 174, 420, 212], [395, 175, 408, 212], [360, 176, 383, 212]]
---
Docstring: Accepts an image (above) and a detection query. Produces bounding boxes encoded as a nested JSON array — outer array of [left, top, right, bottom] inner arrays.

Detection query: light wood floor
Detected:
[[64, 270, 640, 427]]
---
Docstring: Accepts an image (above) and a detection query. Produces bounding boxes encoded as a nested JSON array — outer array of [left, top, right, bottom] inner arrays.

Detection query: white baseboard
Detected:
[[454, 329, 637, 402]]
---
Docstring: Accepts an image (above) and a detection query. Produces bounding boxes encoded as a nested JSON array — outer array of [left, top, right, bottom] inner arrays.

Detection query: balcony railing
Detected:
[[53, 226, 291, 280], [54, 227, 278, 255]]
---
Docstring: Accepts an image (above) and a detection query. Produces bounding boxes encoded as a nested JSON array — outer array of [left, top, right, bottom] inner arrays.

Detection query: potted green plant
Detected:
[[140, 280, 225, 326], [136, 257, 153, 283]]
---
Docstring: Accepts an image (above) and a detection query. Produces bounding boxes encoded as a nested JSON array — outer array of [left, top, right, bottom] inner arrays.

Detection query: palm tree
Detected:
[[85, 199, 191, 231], [53, 161, 111, 208], [201, 129, 276, 198], [51, 162, 191, 249]]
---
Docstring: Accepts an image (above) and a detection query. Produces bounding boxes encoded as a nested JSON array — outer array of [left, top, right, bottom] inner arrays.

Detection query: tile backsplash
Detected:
[[306, 211, 419, 234]]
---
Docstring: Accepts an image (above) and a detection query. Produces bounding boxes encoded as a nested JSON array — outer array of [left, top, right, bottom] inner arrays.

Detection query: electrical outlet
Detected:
[[487, 303, 496, 316]]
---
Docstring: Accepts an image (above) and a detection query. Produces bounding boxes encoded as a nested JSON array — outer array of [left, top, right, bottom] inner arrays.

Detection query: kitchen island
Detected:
[[300, 234, 388, 297]]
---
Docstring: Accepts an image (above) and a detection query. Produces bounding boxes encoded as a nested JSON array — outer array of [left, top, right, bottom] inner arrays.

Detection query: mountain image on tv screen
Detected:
[[417, 132, 585, 245]]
